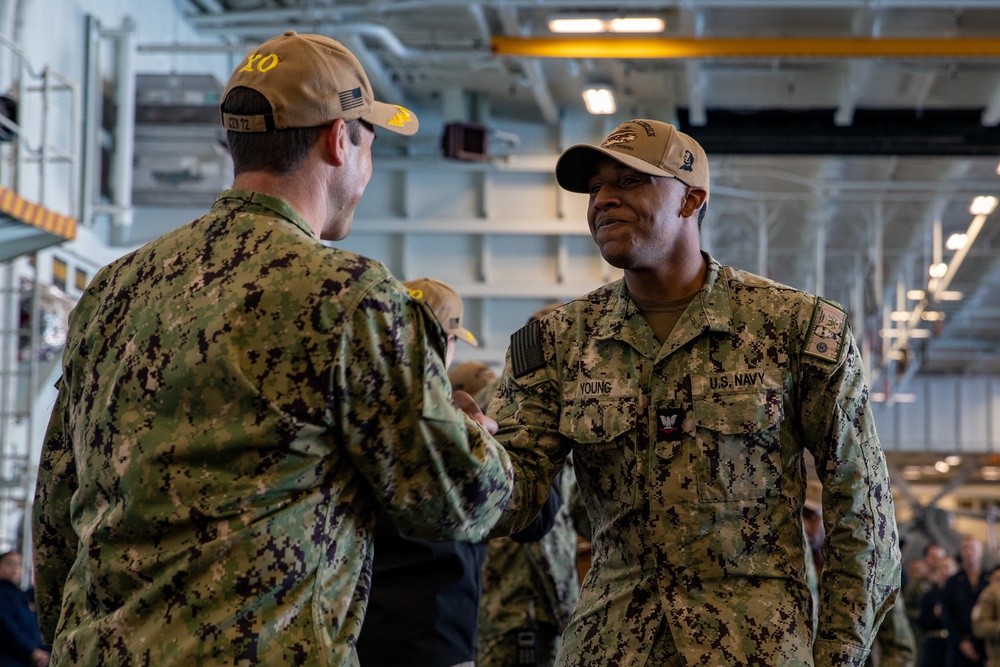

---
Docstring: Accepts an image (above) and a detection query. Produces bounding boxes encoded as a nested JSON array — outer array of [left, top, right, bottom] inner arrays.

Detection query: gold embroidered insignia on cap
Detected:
[[804, 298, 847, 363], [388, 106, 415, 128]]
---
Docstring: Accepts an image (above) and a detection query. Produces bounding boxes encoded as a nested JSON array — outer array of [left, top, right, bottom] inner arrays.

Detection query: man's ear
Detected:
[[324, 119, 349, 167], [680, 187, 707, 219]]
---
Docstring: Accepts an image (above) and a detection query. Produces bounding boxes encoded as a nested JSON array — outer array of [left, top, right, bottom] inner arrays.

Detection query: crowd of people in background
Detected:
[[895, 536, 1000, 667]]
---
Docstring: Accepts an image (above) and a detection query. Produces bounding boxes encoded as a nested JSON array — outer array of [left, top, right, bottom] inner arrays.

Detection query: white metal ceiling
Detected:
[[176, 0, 1000, 393]]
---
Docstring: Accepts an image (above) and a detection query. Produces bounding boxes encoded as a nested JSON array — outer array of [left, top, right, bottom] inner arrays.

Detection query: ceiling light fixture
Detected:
[[970, 195, 998, 216], [582, 85, 616, 114], [548, 16, 665, 34], [548, 17, 605, 33], [945, 232, 968, 250], [608, 17, 666, 33], [906, 289, 925, 300], [928, 262, 947, 278]]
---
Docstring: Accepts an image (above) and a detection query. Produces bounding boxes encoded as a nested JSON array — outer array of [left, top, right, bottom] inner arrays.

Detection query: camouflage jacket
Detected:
[[488, 256, 900, 667], [478, 465, 581, 644], [973, 579, 1000, 667], [32, 190, 512, 667]]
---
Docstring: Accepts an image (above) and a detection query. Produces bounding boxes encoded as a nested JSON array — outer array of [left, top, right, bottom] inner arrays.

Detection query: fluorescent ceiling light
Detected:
[[945, 232, 968, 250], [609, 17, 665, 33], [549, 16, 665, 34], [939, 290, 963, 301], [549, 18, 605, 33], [970, 195, 998, 215], [582, 86, 616, 114], [906, 289, 925, 300]]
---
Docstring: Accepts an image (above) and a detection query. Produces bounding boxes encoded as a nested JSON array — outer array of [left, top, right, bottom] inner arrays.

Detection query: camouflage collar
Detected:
[[213, 189, 313, 237], [593, 254, 733, 349], [695, 255, 734, 335]]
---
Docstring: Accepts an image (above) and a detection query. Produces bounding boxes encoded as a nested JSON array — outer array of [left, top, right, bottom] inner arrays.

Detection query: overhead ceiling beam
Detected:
[[676, 108, 1000, 156], [491, 36, 1000, 59]]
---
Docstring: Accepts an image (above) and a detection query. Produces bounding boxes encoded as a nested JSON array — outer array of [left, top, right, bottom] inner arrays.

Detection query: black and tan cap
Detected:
[[555, 119, 709, 201], [404, 278, 478, 347], [222, 30, 418, 136]]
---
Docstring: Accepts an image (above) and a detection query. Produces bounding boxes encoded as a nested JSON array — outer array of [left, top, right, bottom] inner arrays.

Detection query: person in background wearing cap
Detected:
[[477, 303, 589, 667], [32, 32, 512, 667], [485, 118, 900, 666], [357, 278, 557, 667], [449, 360, 499, 412]]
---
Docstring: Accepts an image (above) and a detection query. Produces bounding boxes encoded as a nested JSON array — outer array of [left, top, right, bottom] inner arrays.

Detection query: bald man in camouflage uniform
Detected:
[[488, 119, 900, 666], [32, 32, 511, 667]]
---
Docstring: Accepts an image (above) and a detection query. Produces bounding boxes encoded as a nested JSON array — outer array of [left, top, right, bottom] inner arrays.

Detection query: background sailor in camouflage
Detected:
[[32, 31, 511, 667], [477, 304, 589, 667], [487, 118, 900, 666]]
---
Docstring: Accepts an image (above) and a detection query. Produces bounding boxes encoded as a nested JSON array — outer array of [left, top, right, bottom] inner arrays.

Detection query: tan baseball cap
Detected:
[[222, 30, 418, 136], [404, 278, 478, 347], [555, 119, 709, 201], [528, 302, 561, 324], [448, 361, 497, 396]]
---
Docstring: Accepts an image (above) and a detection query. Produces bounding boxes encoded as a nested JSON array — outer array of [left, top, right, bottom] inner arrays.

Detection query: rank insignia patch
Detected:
[[657, 408, 685, 442], [804, 298, 847, 363]]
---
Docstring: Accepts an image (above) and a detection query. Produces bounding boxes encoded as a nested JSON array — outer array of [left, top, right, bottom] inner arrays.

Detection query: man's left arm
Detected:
[[32, 380, 79, 644], [799, 302, 901, 667]]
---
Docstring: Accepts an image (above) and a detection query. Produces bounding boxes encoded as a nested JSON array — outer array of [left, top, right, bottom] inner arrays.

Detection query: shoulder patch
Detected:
[[511, 320, 546, 378], [803, 298, 848, 363]]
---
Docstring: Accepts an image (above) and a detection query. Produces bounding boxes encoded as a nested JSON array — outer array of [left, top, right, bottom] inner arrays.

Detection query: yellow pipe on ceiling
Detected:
[[491, 36, 1000, 59]]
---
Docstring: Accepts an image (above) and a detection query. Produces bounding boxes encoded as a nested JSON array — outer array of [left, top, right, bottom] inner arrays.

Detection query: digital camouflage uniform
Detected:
[[477, 466, 581, 667], [32, 190, 513, 666], [488, 255, 901, 667], [972, 576, 1000, 667]]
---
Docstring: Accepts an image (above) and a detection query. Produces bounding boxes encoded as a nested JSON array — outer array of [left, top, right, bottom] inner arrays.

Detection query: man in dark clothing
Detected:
[[0, 551, 49, 667], [942, 537, 988, 667], [356, 280, 558, 667]]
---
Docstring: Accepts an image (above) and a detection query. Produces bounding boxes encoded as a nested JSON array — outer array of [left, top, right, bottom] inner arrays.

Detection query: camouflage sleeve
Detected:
[[32, 377, 79, 643], [566, 463, 591, 542], [972, 585, 1000, 640], [335, 278, 512, 542], [486, 322, 570, 537], [875, 596, 917, 667], [798, 299, 901, 667]]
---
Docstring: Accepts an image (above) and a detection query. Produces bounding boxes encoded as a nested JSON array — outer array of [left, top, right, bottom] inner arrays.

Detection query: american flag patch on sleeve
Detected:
[[511, 320, 546, 378]]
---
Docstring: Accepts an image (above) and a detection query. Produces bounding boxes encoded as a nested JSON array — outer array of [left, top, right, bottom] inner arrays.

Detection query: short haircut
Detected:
[[223, 87, 364, 175], [0, 550, 19, 563], [923, 542, 943, 558]]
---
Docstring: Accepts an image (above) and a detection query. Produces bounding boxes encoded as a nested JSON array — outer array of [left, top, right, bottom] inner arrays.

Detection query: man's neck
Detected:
[[624, 252, 708, 302], [232, 168, 325, 238]]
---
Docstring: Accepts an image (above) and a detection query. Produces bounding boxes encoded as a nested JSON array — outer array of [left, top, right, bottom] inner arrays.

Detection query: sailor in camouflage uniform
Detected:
[[488, 119, 900, 666], [32, 32, 512, 667], [478, 304, 587, 667]]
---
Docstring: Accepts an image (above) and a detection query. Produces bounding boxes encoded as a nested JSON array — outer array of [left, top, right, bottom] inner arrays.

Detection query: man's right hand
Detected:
[[452, 389, 498, 434]]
